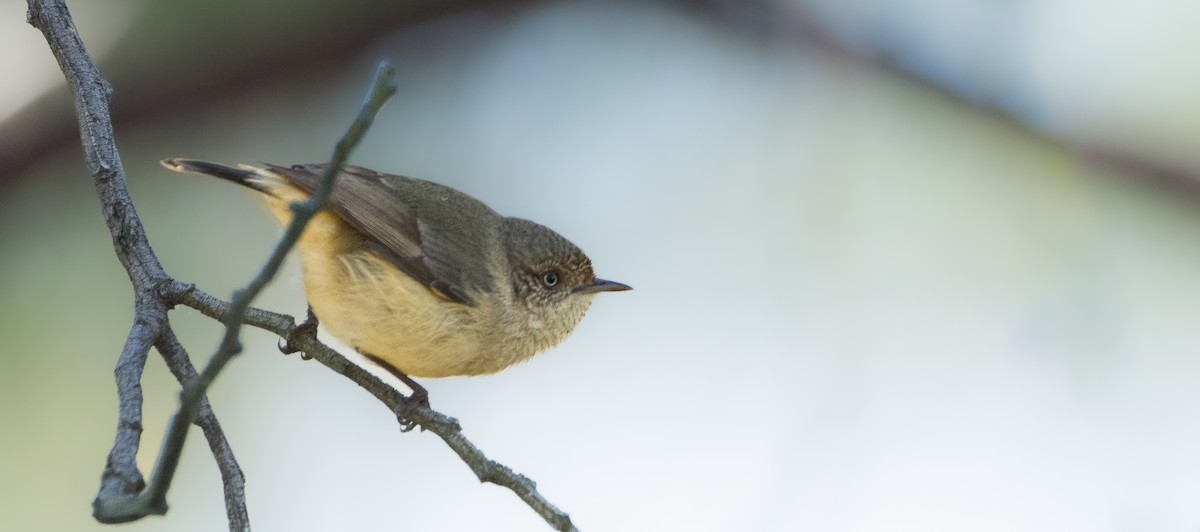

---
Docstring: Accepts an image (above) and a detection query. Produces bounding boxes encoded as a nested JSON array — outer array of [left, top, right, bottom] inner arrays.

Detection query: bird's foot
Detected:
[[364, 353, 431, 432], [279, 306, 318, 359], [394, 389, 431, 433]]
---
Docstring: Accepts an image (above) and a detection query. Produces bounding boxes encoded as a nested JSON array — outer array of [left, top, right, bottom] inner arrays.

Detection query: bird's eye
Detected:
[[542, 272, 559, 287]]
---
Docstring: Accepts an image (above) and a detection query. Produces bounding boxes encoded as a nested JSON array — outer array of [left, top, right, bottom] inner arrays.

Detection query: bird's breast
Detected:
[[293, 217, 539, 377]]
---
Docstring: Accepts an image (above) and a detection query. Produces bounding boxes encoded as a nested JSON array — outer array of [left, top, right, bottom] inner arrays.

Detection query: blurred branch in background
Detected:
[[25, 1, 576, 530], [766, 0, 1200, 196], [2, 0, 526, 183], [10, 0, 1197, 199]]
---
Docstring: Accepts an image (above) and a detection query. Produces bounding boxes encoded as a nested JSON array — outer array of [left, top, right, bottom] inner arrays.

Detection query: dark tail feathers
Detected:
[[160, 158, 272, 194]]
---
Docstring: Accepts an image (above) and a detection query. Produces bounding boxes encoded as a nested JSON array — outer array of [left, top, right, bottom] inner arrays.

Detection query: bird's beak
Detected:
[[575, 278, 632, 295]]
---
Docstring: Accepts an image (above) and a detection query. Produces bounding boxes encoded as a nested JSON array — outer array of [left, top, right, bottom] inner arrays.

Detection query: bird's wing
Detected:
[[263, 163, 490, 305]]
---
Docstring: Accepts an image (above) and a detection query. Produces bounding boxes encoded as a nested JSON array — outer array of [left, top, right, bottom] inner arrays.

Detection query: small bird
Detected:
[[161, 159, 630, 398]]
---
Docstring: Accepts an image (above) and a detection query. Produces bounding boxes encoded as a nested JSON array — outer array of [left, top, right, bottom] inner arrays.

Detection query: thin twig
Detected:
[[155, 330, 250, 531]]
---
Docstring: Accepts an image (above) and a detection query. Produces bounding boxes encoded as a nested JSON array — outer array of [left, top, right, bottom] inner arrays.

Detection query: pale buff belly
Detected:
[[265, 198, 525, 377], [300, 245, 488, 378]]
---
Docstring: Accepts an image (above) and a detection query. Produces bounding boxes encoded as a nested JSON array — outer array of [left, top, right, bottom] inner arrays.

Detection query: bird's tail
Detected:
[[160, 158, 284, 196]]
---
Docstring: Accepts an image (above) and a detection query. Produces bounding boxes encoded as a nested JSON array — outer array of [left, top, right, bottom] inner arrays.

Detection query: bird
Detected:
[[161, 158, 630, 404]]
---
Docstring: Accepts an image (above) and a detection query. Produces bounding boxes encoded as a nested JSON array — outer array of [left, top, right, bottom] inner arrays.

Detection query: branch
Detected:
[[155, 330, 249, 530], [164, 281, 579, 531], [27, 1, 579, 530], [92, 56, 397, 526], [24, 0, 248, 527]]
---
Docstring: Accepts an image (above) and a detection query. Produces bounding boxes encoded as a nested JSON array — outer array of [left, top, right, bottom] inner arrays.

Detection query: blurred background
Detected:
[[3, 0, 1200, 530]]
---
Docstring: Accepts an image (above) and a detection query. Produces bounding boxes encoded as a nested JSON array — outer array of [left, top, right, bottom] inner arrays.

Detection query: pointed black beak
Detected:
[[575, 278, 632, 295]]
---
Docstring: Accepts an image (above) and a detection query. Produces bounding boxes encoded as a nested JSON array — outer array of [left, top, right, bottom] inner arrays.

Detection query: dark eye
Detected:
[[542, 272, 559, 287]]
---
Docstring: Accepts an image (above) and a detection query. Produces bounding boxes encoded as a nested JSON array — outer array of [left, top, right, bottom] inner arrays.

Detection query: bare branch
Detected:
[[95, 311, 157, 504], [163, 282, 580, 531], [93, 58, 399, 526], [23, 0, 245, 526], [28, 0, 578, 529], [156, 330, 250, 531]]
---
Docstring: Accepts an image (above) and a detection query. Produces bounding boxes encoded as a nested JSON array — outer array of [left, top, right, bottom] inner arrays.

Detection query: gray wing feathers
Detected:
[[263, 163, 495, 305]]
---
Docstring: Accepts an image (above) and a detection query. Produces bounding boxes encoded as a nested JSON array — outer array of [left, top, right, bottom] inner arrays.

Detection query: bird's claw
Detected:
[[395, 391, 431, 432], [280, 306, 318, 358]]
